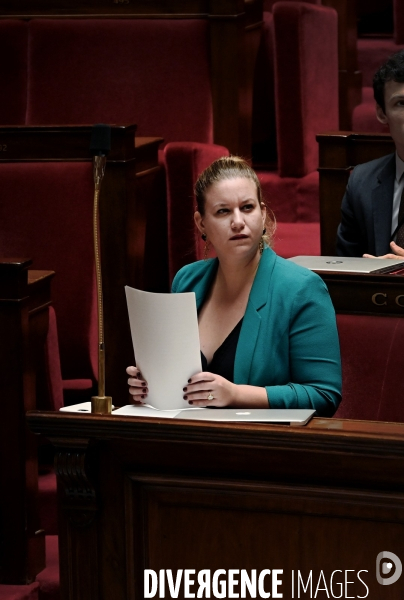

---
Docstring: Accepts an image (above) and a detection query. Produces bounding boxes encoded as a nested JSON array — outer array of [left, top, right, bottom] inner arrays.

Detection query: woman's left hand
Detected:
[[183, 372, 238, 407]]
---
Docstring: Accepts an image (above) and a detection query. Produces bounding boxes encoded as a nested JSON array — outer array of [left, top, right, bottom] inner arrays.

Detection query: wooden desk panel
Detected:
[[0, 261, 53, 583], [28, 411, 404, 599], [312, 270, 404, 316]]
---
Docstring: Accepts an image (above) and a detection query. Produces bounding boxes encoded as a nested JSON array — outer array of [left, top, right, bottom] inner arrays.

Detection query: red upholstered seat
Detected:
[[0, 584, 39, 600], [273, 222, 320, 257], [254, 2, 338, 258], [45, 308, 93, 408], [258, 170, 319, 222], [336, 314, 404, 422], [26, 19, 213, 145], [0, 162, 98, 403], [253, 1, 325, 163], [273, 2, 339, 178], [258, 170, 320, 257], [358, 38, 404, 88]]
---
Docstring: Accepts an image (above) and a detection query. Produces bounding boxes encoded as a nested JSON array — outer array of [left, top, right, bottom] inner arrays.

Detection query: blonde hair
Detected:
[[194, 156, 276, 246]]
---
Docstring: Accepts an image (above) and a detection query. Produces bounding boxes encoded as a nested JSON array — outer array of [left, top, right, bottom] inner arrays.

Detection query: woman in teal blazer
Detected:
[[128, 156, 341, 416], [171, 246, 341, 416]]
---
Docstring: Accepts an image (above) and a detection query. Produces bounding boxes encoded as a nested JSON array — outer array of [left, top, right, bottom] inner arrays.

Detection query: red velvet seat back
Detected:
[[336, 314, 404, 423], [0, 162, 97, 382], [273, 2, 338, 177], [26, 19, 213, 144], [0, 21, 27, 124]]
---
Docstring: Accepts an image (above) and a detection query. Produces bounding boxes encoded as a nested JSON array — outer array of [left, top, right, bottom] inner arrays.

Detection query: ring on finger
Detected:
[[207, 393, 214, 401]]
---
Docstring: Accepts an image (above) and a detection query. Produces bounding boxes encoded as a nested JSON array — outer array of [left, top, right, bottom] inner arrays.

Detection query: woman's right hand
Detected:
[[126, 366, 148, 403]]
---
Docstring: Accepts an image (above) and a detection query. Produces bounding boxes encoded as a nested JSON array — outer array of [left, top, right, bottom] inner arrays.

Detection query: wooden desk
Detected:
[[317, 131, 395, 255], [0, 261, 53, 583], [28, 410, 404, 599]]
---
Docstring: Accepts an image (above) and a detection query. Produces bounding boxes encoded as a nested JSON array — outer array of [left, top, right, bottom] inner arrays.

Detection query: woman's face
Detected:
[[194, 177, 266, 260]]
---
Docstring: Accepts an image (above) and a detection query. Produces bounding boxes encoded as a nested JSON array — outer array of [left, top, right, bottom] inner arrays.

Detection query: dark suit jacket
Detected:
[[172, 247, 342, 416], [336, 153, 395, 257]]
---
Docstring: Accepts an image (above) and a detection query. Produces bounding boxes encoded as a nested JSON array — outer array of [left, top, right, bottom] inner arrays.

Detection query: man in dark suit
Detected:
[[337, 50, 404, 259]]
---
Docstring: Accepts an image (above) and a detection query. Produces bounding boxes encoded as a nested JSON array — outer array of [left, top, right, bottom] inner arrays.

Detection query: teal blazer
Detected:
[[172, 247, 342, 416]]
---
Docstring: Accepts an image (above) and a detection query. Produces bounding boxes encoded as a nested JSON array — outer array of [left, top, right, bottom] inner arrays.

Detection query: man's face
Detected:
[[377, 80, 404, 157]]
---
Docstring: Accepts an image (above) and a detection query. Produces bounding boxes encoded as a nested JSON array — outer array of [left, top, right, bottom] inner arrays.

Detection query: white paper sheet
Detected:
[[125, 286, 202, 410]]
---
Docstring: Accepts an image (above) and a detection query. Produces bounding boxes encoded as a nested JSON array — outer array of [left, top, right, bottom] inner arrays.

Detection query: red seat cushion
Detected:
[[273, 222, 320, 257], [27, 19, 213, 144], [258, 169, 319, 222]]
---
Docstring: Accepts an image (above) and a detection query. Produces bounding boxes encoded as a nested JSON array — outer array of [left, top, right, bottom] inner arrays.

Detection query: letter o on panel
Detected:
[[395, 295, 404, 307], [372, 293, 387, 306]]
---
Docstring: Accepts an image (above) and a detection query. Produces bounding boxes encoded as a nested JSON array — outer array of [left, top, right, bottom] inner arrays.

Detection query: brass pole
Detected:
[[91, 155, 112, 414]]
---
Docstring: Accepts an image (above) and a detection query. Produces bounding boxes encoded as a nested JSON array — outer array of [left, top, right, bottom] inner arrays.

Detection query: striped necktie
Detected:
[[396, 185, 404, 248]]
